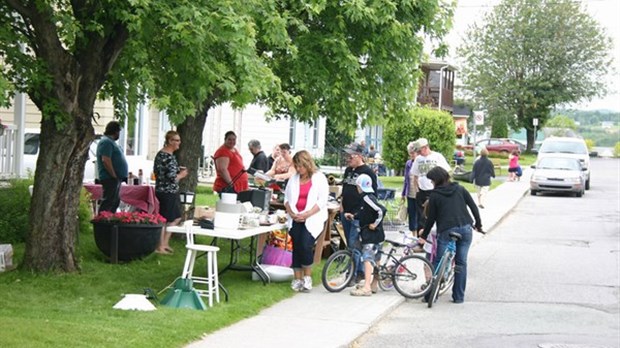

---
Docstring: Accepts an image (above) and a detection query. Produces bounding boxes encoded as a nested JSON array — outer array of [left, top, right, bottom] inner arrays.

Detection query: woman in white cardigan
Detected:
[[284, 150, 329, 292]]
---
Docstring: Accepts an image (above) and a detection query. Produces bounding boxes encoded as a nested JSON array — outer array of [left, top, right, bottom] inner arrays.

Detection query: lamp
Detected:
[[179, 192, 195, 204]]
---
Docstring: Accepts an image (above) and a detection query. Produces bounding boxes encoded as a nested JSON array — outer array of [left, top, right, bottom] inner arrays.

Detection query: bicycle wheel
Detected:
[[377, 265, 394, 291], [427, 259, 449, 308], [321, 250, 355, 292], [438, 258, 455, 296], [392, 255, 433, 299]]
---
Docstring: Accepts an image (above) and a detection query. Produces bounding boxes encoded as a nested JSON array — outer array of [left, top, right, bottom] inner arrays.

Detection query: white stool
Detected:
[[181, 221, 220, 307]]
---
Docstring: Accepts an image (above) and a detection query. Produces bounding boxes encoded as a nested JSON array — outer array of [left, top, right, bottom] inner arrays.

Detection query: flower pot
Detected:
[[92, 222, 162, 262]]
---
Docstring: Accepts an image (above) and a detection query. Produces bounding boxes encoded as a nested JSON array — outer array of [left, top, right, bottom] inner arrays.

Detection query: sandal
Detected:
[[155, 249, 172, 255], [164, 246, 174, 253], [350, 287, 372, 296]]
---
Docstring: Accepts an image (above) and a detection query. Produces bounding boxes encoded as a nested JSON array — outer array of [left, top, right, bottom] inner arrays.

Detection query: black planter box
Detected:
[[92, 223, 162, 263]]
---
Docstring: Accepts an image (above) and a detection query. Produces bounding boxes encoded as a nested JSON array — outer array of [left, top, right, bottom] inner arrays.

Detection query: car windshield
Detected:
[[538, 157, 581, 171], [539, 140, 587, 154]]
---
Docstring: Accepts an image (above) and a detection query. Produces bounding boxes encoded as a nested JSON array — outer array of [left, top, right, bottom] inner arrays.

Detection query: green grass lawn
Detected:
[[0, 186, 307, 348]]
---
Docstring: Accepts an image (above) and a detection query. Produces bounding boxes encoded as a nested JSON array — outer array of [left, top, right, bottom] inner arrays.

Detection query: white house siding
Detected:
[[202, 103, 326, 168]]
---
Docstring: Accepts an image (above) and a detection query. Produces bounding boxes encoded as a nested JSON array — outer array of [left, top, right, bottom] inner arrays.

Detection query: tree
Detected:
[[175, 0, 455, 193], [0, 0, 452, 272], [382, 108, 454, 172], [458, 0, 613, 151], [546, 115, 577, 130], [0, 1, 286, 272]]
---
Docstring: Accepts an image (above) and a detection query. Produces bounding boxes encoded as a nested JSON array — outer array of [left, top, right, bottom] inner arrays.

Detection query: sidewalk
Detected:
[[186, 170, 532, 348]]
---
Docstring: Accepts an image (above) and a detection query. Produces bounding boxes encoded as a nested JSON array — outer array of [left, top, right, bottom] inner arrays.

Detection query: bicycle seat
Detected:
[[384, 239, 407, 248], [448, 232, 462, 241]]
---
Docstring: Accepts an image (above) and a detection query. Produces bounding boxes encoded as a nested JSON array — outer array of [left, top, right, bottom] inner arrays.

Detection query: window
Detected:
[[24, 133, 39, 155], [312, 121, 319, 148], [289, 120, 296, 146]]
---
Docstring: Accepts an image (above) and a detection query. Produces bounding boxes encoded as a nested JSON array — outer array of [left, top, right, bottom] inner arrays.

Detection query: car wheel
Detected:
[[530, 190, 537, 196], [585, 178, 590, 190]]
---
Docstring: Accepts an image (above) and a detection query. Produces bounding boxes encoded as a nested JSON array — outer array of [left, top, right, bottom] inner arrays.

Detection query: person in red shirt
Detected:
[[213, 131, 249, 194]]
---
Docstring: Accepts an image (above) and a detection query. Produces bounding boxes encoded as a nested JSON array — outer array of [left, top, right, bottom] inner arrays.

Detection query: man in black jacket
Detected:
[[247, 139, 270, 174]]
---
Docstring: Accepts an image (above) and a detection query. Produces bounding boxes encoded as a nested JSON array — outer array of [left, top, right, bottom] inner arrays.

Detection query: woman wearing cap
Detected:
[[345, 173, 386, 296], [401, 141, 419, 237], [419, 166, 482, 304], [284, 150, 329, 292]]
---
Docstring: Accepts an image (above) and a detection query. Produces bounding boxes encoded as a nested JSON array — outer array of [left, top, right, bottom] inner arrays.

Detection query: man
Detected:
[[411, 137, 451, 231], [96, 121, 128, 212], [247, 139, 270, 174], [340, 142, 377, 284]]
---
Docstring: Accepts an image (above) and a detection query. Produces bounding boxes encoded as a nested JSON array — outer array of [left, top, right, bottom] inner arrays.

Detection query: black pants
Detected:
[[415, 189, 432, 231], [99, 178, 121, 213]]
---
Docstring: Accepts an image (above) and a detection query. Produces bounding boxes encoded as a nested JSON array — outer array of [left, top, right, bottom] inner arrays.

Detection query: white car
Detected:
[[530, 157, 586, 197], [536, 136, 591, 190], [24, 130, 153, 183]]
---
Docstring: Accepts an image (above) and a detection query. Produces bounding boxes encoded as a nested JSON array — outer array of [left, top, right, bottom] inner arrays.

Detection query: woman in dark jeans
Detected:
[[419, 166, 482, 304]]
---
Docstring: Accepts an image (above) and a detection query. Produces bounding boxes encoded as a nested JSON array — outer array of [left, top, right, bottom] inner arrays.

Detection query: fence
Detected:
[[0, 125, 17, 179]]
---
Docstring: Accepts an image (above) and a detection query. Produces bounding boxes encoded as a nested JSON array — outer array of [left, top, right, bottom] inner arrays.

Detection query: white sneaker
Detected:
[[302, 276, 313, 291], [290, 279, 303, 292]]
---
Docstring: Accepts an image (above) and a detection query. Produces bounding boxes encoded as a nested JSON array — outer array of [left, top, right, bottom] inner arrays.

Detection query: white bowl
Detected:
[[252, 264, 294, 282]]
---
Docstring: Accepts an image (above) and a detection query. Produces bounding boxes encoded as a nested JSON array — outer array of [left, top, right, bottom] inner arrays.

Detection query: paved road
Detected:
[[353, 157, 620, 348]]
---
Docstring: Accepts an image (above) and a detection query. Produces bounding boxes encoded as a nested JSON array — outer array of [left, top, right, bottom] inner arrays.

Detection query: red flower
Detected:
[[92, 211, 166, 225]]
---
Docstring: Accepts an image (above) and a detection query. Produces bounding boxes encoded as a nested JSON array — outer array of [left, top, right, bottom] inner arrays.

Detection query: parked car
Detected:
[[536, 136, 591, 190], [474, 138, 521, 154], [530, 157, 586, 197]]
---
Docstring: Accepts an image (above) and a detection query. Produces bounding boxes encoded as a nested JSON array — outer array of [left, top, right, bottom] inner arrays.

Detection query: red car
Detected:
[[475, 138, 521, 154]]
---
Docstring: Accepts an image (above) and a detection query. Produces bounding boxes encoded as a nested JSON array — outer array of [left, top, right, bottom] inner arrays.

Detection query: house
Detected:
[[358, 60, 460, 152], [0, 95, 326, 179]]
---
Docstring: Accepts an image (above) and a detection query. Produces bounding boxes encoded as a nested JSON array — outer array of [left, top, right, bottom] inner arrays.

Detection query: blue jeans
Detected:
[[406, 197, 418, 232], [434, 225, 473, 302], [340, 213, 363, 276]]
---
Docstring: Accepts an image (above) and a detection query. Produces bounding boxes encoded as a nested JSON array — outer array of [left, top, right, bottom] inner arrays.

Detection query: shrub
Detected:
[[584, 139, 595, 151], [0, 179, 93, 243], [0, 179, 32, 243], [614, 142, 620, 158]]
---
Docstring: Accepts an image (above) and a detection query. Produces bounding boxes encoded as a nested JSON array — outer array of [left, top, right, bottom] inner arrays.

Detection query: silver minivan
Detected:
[[536, 136, 591, 190]]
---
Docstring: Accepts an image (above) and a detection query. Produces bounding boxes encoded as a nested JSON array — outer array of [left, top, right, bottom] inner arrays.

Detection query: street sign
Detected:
[[533, 118, 539, 126], [474, 111, 484, 126]]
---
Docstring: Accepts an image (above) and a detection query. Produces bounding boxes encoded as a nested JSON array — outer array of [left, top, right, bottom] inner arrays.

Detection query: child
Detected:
[[345, 174, 386, 296]]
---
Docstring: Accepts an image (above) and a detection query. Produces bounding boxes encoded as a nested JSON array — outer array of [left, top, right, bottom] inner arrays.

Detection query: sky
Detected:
[[444, 0, 620, 112]]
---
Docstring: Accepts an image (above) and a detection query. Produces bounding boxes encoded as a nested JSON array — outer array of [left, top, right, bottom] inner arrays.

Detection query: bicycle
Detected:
[[198, 156, 215, 180], [321, 239, 433, 299], [426, 231, 461, 308]]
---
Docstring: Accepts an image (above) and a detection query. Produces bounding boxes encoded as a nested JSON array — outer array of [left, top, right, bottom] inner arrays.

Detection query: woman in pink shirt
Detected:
[[284, 150, 329, 292], [508, 150, 521, 182]]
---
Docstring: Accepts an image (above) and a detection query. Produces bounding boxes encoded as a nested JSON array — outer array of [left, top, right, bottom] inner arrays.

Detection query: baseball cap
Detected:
[[355, 173, 374, 193], [344, 142, 365, 155], [415, 138, 429, 150]]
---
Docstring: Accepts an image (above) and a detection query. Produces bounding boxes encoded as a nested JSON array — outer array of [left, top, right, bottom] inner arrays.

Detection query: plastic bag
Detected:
[[397, 203, 408, 222]]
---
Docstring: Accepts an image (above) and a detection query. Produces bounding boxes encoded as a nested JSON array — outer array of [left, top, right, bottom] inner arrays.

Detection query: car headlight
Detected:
[[565, 177, 581, 183]]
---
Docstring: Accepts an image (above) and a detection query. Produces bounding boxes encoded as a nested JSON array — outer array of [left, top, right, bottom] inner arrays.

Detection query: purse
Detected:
[[397, 203, 408, 222]]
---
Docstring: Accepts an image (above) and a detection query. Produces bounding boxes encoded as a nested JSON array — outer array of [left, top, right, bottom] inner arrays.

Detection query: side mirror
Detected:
[[582, 167, 588, 171]]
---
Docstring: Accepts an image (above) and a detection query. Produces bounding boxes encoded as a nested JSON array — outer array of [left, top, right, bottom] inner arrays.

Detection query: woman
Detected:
[[419, 166, 482, 304], [284, 150, 329, 292], [471, 148, 495, 208], [267, 144, 281, 169], [401, 141, 419, 236], [508, 150, 520, 182], [266, 143, 296, 181], [153, 130, 188, 254], [213, 131, 249, 194]]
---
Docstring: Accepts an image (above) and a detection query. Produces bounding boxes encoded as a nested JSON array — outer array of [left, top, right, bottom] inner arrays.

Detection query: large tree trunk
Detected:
[[22, 115, 94, 272], [177, 100, 215, 194]]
